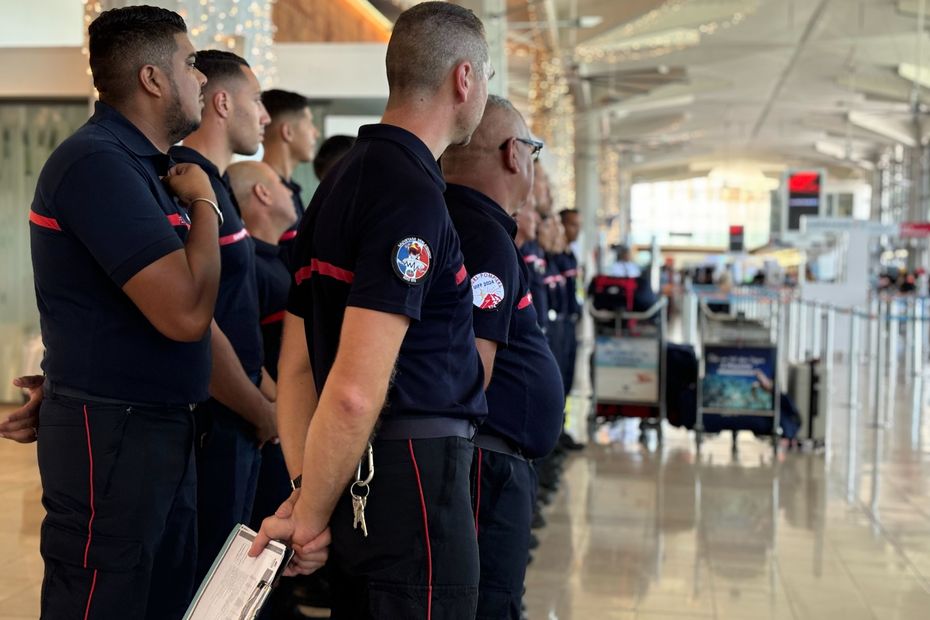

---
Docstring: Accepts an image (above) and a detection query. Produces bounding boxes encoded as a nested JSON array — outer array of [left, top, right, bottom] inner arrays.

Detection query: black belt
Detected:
[[44, 379, 199, 411], [375, 416, 477, 441], [473, 431, 525, 461]]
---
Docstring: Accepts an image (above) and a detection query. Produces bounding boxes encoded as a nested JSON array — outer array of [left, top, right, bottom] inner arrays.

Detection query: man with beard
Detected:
[[250, 3, 491, 617], [25, 6, 221, 618], [168, 50, 276, 582], [442, 95, 564, 619]]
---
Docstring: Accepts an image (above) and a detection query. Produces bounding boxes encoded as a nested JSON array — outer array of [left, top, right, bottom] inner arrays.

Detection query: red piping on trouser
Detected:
[[408, 440, 433, 620], [82, 405, 98, 620]]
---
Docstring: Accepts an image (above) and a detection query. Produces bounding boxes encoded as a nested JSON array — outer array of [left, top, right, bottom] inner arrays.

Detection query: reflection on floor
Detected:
[[2, 369, 930, 618], [525, 372, 930, 620]]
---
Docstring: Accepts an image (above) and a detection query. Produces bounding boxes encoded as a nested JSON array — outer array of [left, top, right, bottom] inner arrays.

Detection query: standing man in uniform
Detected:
[[168, 49, 276, 581], [557, 208, 581, 397], [250, 3, 491, 618], [27, 6, 221, 618], [261, 89, 318, 257], [442, 95, 565, 619]]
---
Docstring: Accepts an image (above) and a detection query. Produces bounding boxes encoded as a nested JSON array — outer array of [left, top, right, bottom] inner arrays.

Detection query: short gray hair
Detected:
[[386, 2, 488, 95]]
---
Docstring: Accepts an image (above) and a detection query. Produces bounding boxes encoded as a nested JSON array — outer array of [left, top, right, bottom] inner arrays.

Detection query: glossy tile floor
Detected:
[[525, 350, 930, 620], [2, 352, 930, 619]]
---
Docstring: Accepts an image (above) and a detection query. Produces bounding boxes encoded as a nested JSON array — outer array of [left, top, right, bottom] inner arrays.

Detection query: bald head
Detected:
[[444, 95, 526, 170], [228, 161, 278, 207], [442, 95, 536, 214], [227, 161, 297, 242]]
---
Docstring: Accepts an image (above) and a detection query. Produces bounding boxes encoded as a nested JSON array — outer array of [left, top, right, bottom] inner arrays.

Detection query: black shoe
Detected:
[[531, 511, 546, 529], [559, 432, 585, 451]]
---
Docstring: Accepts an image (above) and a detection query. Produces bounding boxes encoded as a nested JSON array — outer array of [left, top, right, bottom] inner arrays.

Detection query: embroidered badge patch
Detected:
[[471, 272, 505, 310], [393, 237, 432, 284]]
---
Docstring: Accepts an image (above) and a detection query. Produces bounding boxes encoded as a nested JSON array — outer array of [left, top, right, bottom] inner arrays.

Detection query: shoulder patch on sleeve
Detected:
[[392, 237, 432, 284], [471, 272, 505, 310]]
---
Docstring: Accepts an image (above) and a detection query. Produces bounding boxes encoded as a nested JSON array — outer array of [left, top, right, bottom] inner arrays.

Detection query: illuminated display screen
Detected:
[[787, 170, 821, 231]]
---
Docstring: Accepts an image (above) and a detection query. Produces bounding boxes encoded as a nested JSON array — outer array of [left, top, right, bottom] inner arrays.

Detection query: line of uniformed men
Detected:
[[1, 3, 575, 619]]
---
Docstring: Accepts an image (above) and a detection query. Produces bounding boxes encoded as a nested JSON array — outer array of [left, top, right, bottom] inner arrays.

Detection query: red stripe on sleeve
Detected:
[[166, 213, 191, 229], [219, 228, 250, 246], [29, 211, 62, 231], [294, 259, 355, 285], [260, 310, 286, 325]]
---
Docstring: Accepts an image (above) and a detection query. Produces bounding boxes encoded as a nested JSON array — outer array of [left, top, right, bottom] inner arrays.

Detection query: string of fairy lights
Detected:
[[82, 0, 278, 89]]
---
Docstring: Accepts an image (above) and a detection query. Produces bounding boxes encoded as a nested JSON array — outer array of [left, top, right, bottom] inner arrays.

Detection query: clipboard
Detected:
[[183, 524, 294, 620]]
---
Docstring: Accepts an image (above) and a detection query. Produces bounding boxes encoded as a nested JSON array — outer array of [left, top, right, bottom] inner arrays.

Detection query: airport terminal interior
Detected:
[[5, 0, 930, 618]]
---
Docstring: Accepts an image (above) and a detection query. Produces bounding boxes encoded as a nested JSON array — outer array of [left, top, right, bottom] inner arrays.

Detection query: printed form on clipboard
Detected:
[[184, 524, 292, 620]]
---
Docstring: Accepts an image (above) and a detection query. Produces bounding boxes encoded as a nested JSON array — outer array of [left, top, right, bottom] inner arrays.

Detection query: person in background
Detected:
[[313, 134, 356, 181], [608, 244, 641, 278], [250, 3, 492, 616], [261, 89, 319, 257], [21, 6, 221, 618], [168, 49, 276, 583], [443, 94, 564, 619]]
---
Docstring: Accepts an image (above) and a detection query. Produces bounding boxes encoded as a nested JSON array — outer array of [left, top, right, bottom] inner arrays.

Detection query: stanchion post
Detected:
[[872, 301, 886, 428], [824, 307, 836, 462], [812, 303, 822, 361], [885, 300, 897, 428], [846, 310, 860, 503], [915, 299, 925, 378], [905, 298, 916, 381]]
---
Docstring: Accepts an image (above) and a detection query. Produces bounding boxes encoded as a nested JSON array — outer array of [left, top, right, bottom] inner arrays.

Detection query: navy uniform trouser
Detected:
[[37, 389, 197, 620], [472, 447, 534, 620], [560, 317, 579, 397], [194, 399, 261, 583], [327, 435, 479, 619]]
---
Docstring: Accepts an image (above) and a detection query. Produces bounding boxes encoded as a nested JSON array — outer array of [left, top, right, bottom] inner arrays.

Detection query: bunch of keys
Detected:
[[350, 442, 374, 537]]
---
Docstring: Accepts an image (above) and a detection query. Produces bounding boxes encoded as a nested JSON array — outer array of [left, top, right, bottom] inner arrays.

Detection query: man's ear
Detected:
[[501, 137, 519, 174], [280, 121, 294, 143], [212, 90, 231, 119], [452, 61, 473, 104], [254, 182, 273, 206], [139, 64, 164, 98]]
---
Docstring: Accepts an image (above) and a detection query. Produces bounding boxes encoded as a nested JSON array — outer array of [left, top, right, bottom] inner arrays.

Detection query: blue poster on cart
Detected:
[[702, 345, 775, 412]]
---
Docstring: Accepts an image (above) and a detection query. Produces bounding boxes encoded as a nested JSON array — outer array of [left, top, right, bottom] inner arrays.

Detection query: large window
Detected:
[[630, 177, 772, 250]]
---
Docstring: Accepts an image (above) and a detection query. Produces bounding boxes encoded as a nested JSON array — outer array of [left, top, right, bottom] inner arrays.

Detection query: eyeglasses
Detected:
[[499, 137, 544, 161]]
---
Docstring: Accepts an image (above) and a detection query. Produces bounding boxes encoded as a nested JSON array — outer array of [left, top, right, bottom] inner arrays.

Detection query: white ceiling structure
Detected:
[[490, 0, 930, 183]]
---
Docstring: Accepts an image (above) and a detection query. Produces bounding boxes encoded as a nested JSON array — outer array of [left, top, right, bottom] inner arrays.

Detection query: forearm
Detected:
[[182, 198, 222, 325], [293, 383, 381, 533], [209, 322, 273, 427], [277, 313, 318, 476], [278, 363, 317, 477]]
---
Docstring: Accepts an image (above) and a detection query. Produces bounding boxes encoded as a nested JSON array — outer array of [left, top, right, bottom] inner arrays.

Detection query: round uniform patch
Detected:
[[393, 237, 432, 284], [471, 272, 505, 310]]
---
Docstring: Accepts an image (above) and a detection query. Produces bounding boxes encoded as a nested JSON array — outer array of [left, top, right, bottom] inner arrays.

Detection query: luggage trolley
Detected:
[[588, 275, 668, 444], [696, 299, 781, 453]]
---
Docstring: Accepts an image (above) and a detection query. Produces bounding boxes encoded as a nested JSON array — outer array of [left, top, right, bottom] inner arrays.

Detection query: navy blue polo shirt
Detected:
[[169, 146, 264, 380], [553, 251, 581, 317], [278, 176, 304, 260], [254, 238, 290, 381], [287, 124, 486, 422], [30, 101, 211, 404], [445, 185, 563, 458], [519, 240, 549, 329]]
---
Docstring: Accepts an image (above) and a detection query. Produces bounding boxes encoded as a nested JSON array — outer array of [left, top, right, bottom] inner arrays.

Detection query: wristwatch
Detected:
[[290, 475, 302, 491]]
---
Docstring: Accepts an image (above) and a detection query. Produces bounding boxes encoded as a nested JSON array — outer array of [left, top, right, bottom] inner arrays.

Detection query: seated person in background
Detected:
[[607, 244, 641, 278]]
